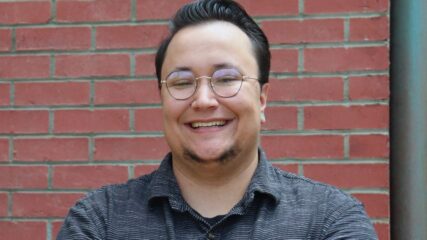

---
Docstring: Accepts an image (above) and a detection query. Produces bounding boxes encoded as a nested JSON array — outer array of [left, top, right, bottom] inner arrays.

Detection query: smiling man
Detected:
[[58, 0, 378, 239]]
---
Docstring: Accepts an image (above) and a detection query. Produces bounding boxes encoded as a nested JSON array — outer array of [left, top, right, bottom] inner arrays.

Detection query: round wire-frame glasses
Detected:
[[160, 68, 258, 100]]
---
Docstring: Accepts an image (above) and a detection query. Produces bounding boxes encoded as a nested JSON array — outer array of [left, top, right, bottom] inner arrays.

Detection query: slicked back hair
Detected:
[[155, 0, 271, 88]]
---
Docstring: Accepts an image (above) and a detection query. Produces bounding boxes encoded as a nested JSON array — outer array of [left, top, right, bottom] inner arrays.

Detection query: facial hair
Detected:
[[183, 145, 240, 164]]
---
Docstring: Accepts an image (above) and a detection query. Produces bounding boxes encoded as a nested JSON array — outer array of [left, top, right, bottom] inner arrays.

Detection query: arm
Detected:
[[57, 195, 107, 240], [321, 201, 378, 240]]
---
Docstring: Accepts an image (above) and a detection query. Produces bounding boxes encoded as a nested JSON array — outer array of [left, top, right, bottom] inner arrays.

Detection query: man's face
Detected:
[[160, 21, 268, 164]]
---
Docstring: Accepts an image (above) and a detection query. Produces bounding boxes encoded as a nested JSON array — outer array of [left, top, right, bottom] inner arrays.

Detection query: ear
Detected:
[[260, 83, 269, 123]]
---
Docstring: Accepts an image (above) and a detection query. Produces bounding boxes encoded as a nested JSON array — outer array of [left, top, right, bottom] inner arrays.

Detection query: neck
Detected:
[[172, 148, 259, 218]]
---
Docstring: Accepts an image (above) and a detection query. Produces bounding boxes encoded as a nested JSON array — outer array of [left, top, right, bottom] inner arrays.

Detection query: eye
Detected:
[[214, 75, 241, 85], [212, 68, 242, 86], [168, 78, 194, 89], [166, 71, 195, 89]]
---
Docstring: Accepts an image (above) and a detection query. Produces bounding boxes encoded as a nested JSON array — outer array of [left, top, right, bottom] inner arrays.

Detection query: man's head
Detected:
[[157, 0, 270, 166], [155, 0, 271, 87]]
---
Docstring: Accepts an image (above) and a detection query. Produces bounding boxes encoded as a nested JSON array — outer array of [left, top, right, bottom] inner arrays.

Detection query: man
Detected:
[[58, 0, 378, 239]]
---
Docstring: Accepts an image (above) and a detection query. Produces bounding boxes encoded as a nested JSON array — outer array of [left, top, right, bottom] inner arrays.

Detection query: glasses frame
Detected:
[[161, 73, 258, 100]]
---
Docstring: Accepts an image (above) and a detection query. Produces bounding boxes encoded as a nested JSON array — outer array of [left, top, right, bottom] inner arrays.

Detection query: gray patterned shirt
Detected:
[[57, 149, 378, 239]]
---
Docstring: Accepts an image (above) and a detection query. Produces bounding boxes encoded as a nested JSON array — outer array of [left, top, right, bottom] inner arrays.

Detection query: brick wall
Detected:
[[0, 0, 390, 239]]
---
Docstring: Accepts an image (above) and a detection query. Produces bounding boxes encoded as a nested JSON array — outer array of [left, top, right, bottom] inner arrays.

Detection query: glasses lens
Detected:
[[211, 68, 243, 97], [166, 71, 196, 99]]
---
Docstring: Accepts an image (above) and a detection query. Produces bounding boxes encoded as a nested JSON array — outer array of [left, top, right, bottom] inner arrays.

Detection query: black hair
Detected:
[[155, 0, 271, 88]]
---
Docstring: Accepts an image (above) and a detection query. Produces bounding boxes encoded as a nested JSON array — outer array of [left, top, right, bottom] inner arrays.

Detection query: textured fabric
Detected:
[[57, 149, 378, 240]]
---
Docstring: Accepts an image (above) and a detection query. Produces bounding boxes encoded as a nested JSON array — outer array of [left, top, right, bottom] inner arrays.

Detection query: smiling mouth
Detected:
[[190, 120, 226, 129]]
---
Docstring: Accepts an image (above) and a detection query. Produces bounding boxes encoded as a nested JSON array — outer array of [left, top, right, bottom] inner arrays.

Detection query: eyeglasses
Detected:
[[161, 68, 258, 100]]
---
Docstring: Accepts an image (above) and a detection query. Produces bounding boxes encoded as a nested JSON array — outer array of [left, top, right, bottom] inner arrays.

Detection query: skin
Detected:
[[160, 21, 269, 217]]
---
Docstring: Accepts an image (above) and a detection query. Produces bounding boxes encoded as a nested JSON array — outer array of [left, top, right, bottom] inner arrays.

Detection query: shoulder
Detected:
[[269, 167, 377, 238], [75, 171, 156, 211], [270, 166, 362, 212]]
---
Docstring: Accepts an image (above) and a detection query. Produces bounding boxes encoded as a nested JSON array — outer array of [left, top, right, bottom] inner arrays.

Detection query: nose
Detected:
[[190, 78, 219, 110]]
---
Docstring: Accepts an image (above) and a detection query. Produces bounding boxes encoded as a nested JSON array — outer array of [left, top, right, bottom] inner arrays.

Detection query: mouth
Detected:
[[189, 120, 227, 129]]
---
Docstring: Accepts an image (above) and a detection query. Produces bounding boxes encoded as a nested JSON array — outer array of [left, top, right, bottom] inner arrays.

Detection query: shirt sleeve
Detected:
[[56, 194, 107, 240], [321, 193, 378, 240]]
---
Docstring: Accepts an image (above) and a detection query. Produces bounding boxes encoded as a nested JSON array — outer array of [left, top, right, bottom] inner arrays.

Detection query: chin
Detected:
[[183, 145, 239, 164]]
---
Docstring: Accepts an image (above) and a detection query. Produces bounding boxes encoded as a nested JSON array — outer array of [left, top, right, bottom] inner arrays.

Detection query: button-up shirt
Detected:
[[57, 149, 378, 239]]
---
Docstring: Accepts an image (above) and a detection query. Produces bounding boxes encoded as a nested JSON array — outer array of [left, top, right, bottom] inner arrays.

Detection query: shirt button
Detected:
[[207, 232, 215, 240]]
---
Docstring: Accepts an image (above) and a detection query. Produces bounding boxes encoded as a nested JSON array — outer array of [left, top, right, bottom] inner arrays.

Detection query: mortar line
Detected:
[[91, 26, 97, 51], [7, 191, 12, 217], [50, 54, 56, 79], [48, 110, 54, 134], [344, 134, 350, 159], [297, 107, 304, 130], [47, 219, 52, 240], [88, 137, 94, 162], [51, 0, 57, 23], [9, 80, 15, 106], [344, 18, 350, 42], [11, 27, 16, 52], [47, 165, 53, 189], [8, 136, 13, 163], [129, 108, 135, 132], [131, 0, 137, 22], [343, 76, 350, 101]]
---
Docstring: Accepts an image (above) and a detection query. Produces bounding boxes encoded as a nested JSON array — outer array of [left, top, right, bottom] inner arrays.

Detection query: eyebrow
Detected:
[[170, 63, 240, 74]]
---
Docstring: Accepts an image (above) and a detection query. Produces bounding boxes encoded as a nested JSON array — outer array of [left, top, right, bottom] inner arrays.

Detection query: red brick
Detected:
[[262, 106, 298, 130], [135, 108, 163, 132], [0, 55, 50, 79], [96, 25, 168, 49], [238, 0, 299, 16], [272, 163, 299, 175], [350, 16, 389, 41], [0, 166, 48, 189], [52, 165, 128, 189], [52, 221, 64, 240], [135, 53, 156, 76], [0, 221, 46, 240], [263, 19, 344, 44], [350, 134, 389, 158], [349, 76, 389, 100], [15, 82, 90, 106], [0, 193, 7, 216], [55, 54, 130, 78], [303, 164, 389, 188], [305, 0, 388, 14], [0, 1, 51, 24], [304, 47, 389, 72], [0, 83, 10, 106], [374, 223, 390, 240], [95, 80, 160, 105], [57, 0, 130, 22], [271, 49, 299, 73], [0, 110, 49, 134], [353, 193, 389, 218], [16, 27, 91, 51], [13, 192, 83, 217], [136, 0, 192, 20], [14, 138, 89, 162], [134, 164, 160, 177], [261, 135, 344, 159], [0, 139, 9, 162], [269, 78, 343, 102], [54, 110, 129, 133], [94, 137, 168, 161], [304, 105, 389, 130], [0, 29, 12, 51]]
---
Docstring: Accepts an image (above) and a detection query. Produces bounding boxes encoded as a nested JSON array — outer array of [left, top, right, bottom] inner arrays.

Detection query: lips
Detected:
[[190, 120, 226, 129]]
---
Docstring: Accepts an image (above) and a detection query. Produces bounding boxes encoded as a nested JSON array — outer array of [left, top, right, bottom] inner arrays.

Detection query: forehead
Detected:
[[162, 21, 257, 76]]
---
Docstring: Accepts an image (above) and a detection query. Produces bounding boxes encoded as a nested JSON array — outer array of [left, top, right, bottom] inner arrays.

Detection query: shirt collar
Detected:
[[147, 148, 281, 208]]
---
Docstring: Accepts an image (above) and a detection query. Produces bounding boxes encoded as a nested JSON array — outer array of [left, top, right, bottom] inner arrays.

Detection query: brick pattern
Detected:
[[0, 0, 390, 239]]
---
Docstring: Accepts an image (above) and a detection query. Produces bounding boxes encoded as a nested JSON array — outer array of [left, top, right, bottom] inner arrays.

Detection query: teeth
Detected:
[[191, 121, 226, 128]]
